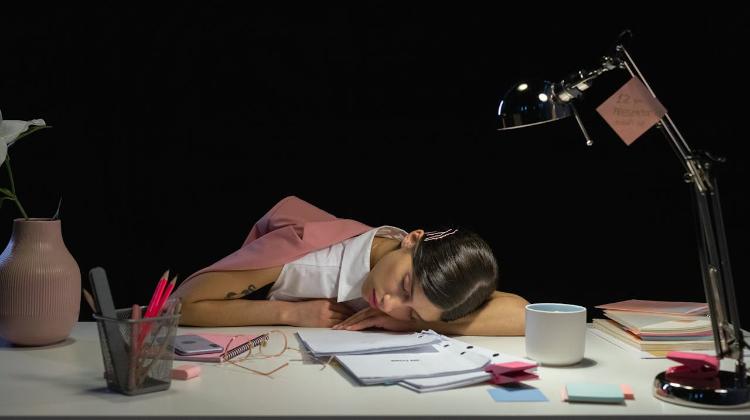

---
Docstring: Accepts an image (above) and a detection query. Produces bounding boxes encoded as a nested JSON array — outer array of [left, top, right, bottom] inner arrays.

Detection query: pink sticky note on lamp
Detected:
[[596, 77, 667, 145]]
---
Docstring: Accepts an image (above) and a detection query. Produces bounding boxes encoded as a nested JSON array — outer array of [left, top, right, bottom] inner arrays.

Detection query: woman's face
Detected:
[[360, 230, 443, 322]]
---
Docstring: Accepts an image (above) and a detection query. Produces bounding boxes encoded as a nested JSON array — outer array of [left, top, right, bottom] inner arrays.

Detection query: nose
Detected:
[[382, 293, 402, 313]]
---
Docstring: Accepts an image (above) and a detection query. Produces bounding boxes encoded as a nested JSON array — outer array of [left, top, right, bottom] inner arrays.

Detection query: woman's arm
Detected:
[[180, 298, 290, 327], [173, 269, 354, 327], [179, 298, 355, 328], [334, 291, 529, 336], [419, 291, 528, 336]]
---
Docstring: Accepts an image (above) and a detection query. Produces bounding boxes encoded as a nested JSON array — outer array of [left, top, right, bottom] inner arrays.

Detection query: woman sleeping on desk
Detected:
[[173, 196, 528, 336]]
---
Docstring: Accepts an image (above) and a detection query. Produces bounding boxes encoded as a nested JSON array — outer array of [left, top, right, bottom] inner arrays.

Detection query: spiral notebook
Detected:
[[173, 333, 269, 362]]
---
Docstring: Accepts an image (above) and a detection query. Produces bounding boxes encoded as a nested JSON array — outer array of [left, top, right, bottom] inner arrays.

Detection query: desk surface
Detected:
[[1, 323, 749, 418]]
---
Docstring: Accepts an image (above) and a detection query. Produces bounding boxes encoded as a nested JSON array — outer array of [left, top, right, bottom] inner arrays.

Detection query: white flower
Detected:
[[0, 109, 47, 165]]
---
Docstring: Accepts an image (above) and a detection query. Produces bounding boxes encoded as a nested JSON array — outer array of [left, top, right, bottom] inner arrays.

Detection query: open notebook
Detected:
[[173, 333, 266, 362]]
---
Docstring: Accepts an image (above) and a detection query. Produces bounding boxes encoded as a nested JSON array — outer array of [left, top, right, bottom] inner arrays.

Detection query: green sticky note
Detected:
[[565, 383, 624, 403]]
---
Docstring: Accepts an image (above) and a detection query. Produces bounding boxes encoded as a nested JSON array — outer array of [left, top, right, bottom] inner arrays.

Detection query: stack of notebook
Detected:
[[591, 299, 714, 357]]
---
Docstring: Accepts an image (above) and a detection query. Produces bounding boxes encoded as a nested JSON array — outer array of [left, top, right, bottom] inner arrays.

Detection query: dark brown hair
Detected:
[[412, 229, 498, 321]]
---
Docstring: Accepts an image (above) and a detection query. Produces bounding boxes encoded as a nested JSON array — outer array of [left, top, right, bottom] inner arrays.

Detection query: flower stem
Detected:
[[4, 155, 29, 220]]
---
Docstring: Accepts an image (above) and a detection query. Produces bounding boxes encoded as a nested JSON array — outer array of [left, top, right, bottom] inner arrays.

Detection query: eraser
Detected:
[[171, 364, 201, 380], [620, 384, 634, 400]]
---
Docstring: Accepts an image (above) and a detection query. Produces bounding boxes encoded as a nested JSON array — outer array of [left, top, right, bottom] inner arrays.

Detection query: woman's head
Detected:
[[361, 228, 498, 322]]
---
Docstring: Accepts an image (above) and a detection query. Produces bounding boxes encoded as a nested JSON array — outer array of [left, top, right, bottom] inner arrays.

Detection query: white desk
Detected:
[[1, 323, 748, 419]]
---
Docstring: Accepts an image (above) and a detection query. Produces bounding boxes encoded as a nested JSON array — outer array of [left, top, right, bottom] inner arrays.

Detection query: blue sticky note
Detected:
[[488, 383, 548, 402], [565, 383, 624, 403]]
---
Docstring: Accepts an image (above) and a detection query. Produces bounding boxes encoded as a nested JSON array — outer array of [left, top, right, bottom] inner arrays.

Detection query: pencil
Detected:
[[129, 304, 141, 391], [155, 275, 178, 316], [145, 270, 169, 318], [138, 270, 170, 348], [82, 288, 96, 312]]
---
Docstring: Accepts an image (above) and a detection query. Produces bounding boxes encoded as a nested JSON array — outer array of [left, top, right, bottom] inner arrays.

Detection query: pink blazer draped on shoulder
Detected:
[[181, 196, 372, 285]]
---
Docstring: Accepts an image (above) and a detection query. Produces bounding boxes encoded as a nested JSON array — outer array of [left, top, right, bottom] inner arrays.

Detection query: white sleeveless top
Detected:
[[267, 226, 407, 310]]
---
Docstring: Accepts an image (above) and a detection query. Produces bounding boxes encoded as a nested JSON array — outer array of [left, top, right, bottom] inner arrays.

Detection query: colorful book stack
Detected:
[[591, 299, 713, 357]]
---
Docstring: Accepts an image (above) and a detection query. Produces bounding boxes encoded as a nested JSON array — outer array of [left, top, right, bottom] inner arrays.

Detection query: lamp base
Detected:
[[653, 371, 750, 409]]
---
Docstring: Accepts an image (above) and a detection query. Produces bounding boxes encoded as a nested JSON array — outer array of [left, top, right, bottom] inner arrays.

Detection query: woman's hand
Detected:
[[332, 307, 419, 332], [284, 299, 356, 328]]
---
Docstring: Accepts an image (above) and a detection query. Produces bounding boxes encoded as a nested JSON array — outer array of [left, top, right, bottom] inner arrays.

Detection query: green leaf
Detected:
[[0, 187, 15, 198], [0, 196, 14, 209], [52, 196, 63, 220]]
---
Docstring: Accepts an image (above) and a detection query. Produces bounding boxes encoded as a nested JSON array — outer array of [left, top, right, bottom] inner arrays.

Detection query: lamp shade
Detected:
[[497, 80, 572, 130]]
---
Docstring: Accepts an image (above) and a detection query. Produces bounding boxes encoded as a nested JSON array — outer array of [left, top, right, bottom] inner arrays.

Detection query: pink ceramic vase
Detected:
[[0, 218, 81, 346]]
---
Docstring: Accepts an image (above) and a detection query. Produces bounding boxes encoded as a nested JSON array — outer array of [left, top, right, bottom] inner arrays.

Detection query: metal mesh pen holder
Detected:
[[93, 307, 180, 396]]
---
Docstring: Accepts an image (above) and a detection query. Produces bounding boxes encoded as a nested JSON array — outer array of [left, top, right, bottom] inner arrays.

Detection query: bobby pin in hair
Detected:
[[424, 228, 459, 241]]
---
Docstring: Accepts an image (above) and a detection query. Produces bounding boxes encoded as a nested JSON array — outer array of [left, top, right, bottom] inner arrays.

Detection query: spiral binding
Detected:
[[222, 333, 270, 361]]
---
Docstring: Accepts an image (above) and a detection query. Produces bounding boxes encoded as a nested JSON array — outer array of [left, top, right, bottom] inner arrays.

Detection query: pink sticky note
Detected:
[[596, 77, 667, 145], [486, 361, 539, 385]]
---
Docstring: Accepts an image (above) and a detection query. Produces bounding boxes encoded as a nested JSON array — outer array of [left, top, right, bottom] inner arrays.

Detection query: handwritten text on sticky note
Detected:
[[596, 77, 667, 145]]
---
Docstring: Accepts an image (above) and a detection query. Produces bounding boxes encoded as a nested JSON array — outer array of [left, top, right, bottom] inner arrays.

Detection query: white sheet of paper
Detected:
[[400, 370, 492, 392], [336, 348, 489, 385], [296, 329, 441, 356], [399, 336, 534, 392]]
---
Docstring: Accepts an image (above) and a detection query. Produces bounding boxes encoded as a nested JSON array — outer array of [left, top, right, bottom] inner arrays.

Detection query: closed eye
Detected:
[[411, 310, 423, 322], [402, 274, 411, 300]]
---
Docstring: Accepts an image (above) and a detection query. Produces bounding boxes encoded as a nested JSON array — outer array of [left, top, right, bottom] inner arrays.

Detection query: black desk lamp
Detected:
[[497, 32, 749, 409]]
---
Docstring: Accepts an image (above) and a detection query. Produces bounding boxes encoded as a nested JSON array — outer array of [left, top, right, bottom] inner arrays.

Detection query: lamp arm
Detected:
[[553, 41, 747, 382], [555, 55, 622, 103], [615, 44, 748, 382]]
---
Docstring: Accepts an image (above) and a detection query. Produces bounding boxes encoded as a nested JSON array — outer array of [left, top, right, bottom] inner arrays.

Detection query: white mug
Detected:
[[525, 303, 587, 366]]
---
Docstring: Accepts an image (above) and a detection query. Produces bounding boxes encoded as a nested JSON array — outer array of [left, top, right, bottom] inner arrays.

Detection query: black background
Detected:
[[2, 4, 748, 325]]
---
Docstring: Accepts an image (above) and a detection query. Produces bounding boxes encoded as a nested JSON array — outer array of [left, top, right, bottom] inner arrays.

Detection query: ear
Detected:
[[401, 229, 424, 250]]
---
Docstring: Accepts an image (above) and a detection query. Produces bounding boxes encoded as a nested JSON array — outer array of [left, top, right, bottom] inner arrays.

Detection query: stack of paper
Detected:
[[336, 347, 489, 385], [596, 299, 709, 316], [400, 340, 535, 393], [401, 371, 494, 393], [592, 319, 714, 354], [296, 330, 535, 392], [592, 299, 714, 357], [296, 329, 441, 357], [602, 311, 713, 340]]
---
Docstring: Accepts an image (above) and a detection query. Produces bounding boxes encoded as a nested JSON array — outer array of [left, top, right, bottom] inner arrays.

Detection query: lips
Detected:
[[369, 289, 377, 309]]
